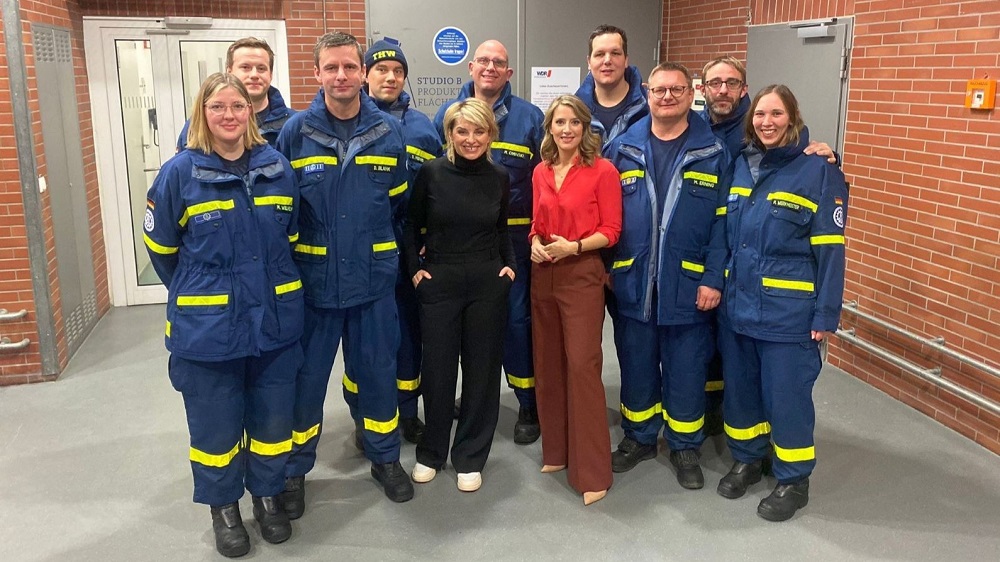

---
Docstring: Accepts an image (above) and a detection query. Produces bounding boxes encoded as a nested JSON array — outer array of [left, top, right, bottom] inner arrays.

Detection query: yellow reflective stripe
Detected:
[[180, 199, 235, 227], [716, 206, 727, 216], [364, 410, 399, 434], [774, 444, 816, 462], [143, 233, 179, 255], [389, 181, 408, 197], [165, 320, 171, 337], [612, 257, 635, 270], [767, 192, 818, 213], [189, 441, 240, 468], [373, 240, 398, 253], [342, 373, 358, 394], [406, 145, 435, 161], [355, 155, 398, 166], [292, 423, 320, 445], [762, 277, 815, 292], [249, 437, 293, 456], [419, 227, 427, 235], [730, 186, 751, 197], [294, 243, 327, 256], [724, 268, 729, 278], [289, 232, 300, 243], [683, 171, 718, 184], [620, 169, 645, 180], [253, 195, 293, 207], [397, 376, 420, 391], [664, 412, 705, 434], [705, 380, 724, 392], [177, 294, 229, 306], [507, 374, 535, 389], [620, 402, 662, 423], [681, 260, 705, 273], [291, 155, 338, 168], [724, 421, 772, 441], [811, 234, 845, 245], [275, 280, 302, 295], [508, 217, 531, 226], [491, 141, 533, 158]]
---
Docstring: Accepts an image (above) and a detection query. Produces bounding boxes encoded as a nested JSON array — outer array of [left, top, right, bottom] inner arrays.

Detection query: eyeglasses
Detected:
[[204, 102, 250, 115], [649, 85, 689, 99], [473, 57, 509, 70], [704, 78, 744, 91]]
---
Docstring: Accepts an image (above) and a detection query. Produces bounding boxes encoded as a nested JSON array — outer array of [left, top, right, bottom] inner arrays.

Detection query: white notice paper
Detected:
[[530, 67, 582, 112]]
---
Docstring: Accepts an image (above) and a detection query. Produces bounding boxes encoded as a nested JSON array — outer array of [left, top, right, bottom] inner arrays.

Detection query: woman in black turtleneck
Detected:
[[402, 98, 516, 493]]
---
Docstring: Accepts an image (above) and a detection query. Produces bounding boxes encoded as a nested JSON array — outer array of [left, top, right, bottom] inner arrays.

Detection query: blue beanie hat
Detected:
[[365, 40, 408, 77]]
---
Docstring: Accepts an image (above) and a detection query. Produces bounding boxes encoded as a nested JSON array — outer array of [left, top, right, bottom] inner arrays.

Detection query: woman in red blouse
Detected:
[[530, 94, 622, 506]]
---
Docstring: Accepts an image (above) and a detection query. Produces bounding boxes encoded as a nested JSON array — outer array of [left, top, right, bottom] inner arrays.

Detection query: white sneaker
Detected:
[[412, 462, 436, 483], [457, 472, 482, 492]]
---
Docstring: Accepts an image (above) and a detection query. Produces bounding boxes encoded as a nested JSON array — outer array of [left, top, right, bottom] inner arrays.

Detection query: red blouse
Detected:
[[529, 156, 622, 247]]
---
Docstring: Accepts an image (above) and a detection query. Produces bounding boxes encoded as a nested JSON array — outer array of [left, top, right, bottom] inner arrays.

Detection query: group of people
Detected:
[[143, 24, 847, 558]]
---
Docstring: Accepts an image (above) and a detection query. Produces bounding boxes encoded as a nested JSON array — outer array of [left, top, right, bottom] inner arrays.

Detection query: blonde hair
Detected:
[[442, 98, 498, 163], [185, 73, 265, 153], [540, 95, 601, 166]]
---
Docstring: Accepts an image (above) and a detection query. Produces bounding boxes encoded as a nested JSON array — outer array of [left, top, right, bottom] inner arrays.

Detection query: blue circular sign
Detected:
[[432, 27, 469, 66]]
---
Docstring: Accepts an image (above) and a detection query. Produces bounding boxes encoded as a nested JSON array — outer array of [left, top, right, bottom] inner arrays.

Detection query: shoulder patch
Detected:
[[833, 206, 845, 228], [143, 208, 154, 232]]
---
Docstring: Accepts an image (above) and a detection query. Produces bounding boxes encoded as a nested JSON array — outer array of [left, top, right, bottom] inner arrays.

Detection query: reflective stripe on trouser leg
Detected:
[[661, 322, 713, 450], [244, 343, 301, 497], [395, 278, 422, 418], [345, 292, 402, 464], [503, 233, 535, 408], [287, 304, 346, 478], [615, 313, 664, 445], [718, 326, 771, 464], [761, 339, 821, 483], [169, 354, 247, 506]]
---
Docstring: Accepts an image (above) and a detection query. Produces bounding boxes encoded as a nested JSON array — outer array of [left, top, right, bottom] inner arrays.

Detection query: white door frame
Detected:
[[84, 17, 289, 306]]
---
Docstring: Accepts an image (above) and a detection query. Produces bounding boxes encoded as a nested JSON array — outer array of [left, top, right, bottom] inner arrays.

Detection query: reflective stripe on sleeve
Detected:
[[144, 233, 179, 255], [810, 234, 845, 245], [507, 218, 531, 226]]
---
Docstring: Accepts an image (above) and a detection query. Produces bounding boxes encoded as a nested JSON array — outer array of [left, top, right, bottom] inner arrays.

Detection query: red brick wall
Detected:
[[664, 0, 1000, 454]]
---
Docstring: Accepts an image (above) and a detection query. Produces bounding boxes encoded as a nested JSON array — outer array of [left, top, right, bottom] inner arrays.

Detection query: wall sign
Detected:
[[433, 26, 469, 66]]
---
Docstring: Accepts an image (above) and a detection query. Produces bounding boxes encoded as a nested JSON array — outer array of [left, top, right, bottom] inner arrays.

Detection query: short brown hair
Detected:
[[226, 37, 274, 72], [442, 99, 498, 164], [703, 56, 747, 84], [540, 95, 601, 167], [185, 73, 265, 153], [588, 24, 628, 57], [744, 84, 805, 149], [313, 31, 364, 68]]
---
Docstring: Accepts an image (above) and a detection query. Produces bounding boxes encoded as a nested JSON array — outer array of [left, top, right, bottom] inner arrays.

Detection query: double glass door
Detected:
[[84, 18, 288, 305]]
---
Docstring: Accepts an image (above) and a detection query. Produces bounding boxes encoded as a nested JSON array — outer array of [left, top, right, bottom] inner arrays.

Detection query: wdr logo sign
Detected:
[[534, 69, 552, 78]]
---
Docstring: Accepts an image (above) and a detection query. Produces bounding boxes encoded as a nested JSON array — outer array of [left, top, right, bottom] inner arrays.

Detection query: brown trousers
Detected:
[[531, 252, 613, 494]]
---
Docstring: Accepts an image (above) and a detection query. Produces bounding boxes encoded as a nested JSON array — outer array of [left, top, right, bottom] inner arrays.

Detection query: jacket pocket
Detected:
[[169, 290, 235, 354], [610, 252, 644, 308], [273, 277, 305, 342]]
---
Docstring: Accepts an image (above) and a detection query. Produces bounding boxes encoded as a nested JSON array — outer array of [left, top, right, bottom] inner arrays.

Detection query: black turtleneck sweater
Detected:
[[403, 153, 515, 278]]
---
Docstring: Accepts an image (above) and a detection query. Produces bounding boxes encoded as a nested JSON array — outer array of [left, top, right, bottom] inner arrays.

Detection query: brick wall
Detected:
[[664, 0, 1000, 455]]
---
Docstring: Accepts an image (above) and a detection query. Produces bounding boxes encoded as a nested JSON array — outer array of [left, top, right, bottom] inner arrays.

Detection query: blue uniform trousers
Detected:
[[169, 343, 301, 507], [718, 325, 821, 483], [288, 294, 401, 475], [503, 228, 535, 408], [617, 313, 714, 450], [343, 280, 421, 421]]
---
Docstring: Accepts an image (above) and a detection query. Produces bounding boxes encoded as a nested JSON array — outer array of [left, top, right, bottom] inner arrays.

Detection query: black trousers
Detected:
[[415, 257, 510, 473]]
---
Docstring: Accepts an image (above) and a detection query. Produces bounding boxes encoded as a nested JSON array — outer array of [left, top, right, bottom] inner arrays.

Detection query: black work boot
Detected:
[[251, 495, 292, 544], [371, 461, 415, 503], [280, 476, 305, 520], [668, 448, 705, 489], [400, 416, 426, 445], [717, 459, 765, 499], [611, 436, 657, 473], [513, 406, 540, 444], [353, 421, 364, 451], [757, 478, 810, 522], [210, 502, 250, 558]]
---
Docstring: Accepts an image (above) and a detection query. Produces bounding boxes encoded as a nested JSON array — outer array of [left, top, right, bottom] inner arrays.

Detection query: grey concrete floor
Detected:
[[2, 304, 999, 561]]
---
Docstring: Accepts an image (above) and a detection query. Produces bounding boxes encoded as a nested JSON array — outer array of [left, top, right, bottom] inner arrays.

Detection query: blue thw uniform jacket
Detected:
[[177, 86, 296, 151], [433, 82, 543, 226], [699, 94, 750, 161], [721, 127, 848, 342], [276, 89, 409, 309], [576, 65, 649, 152], [606, 112, 731, 325], [143, 144, 303, 362]]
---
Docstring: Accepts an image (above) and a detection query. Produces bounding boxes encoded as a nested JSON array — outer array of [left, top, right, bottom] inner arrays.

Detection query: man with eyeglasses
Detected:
[[177, 37, 295, 151], [605, 62, 731, 489], [575, 24, 648, 150], [275, 31, 414, 514], [433, 40, 545, 445]]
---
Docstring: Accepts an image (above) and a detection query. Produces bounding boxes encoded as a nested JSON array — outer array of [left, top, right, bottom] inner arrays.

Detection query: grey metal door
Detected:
[[747, 19, 853, 152]]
